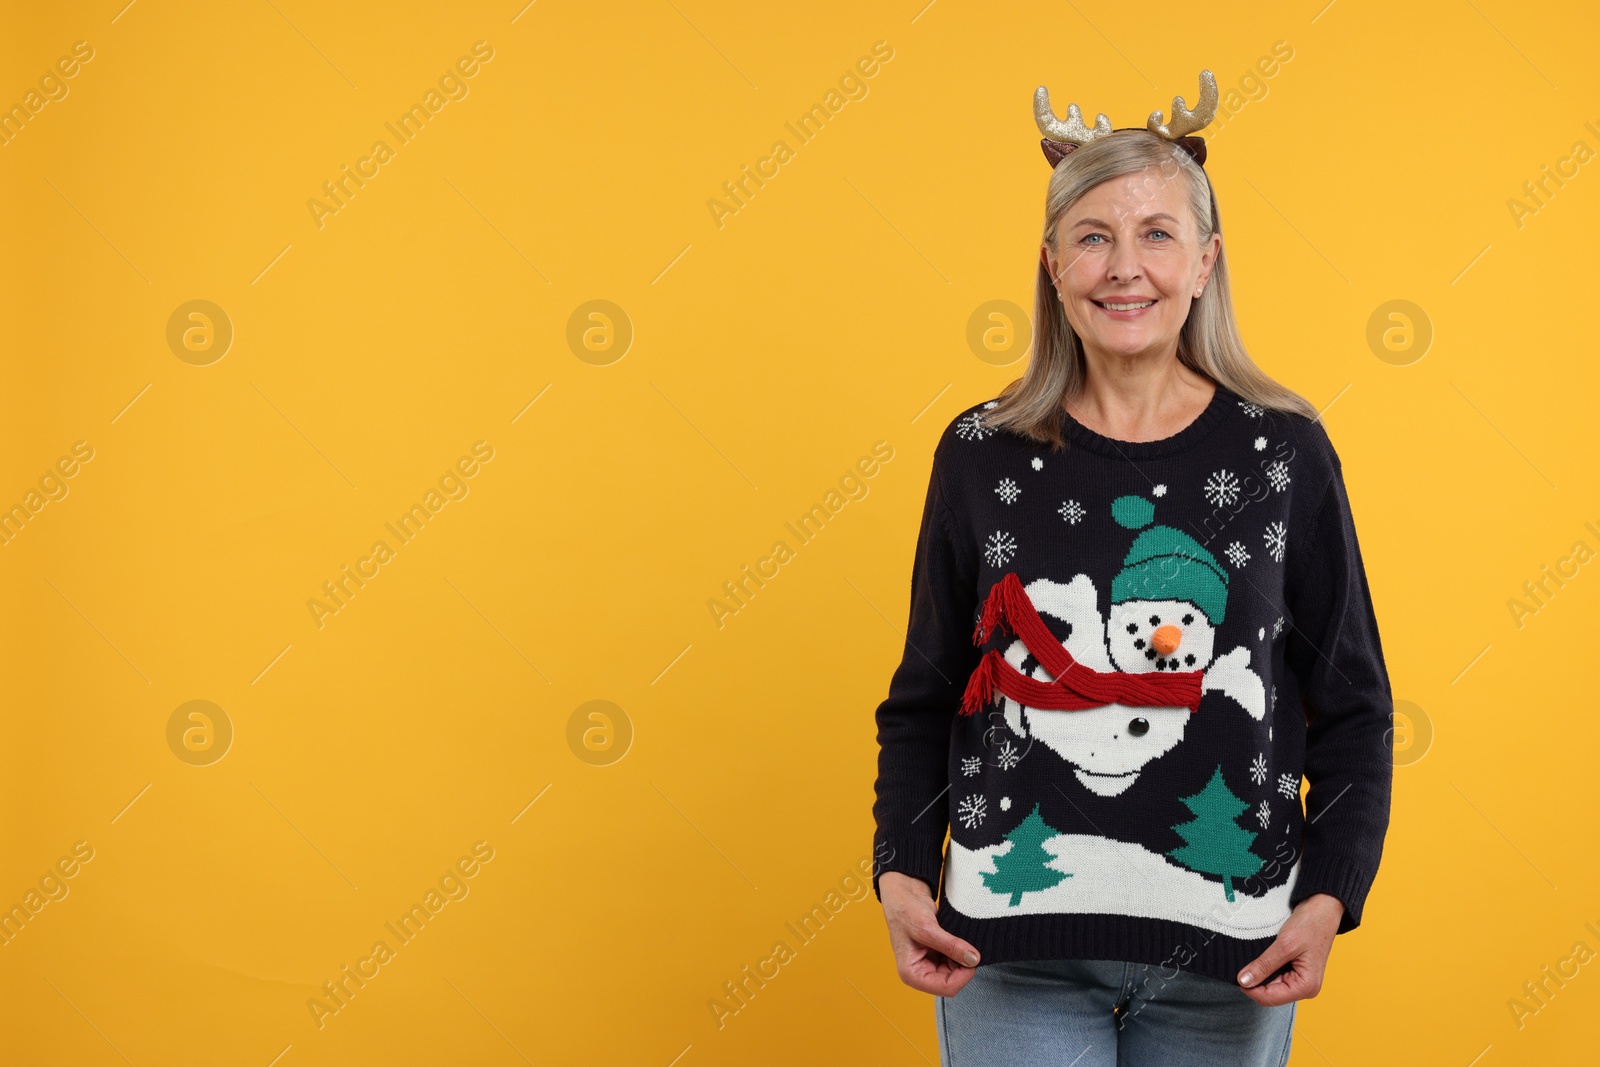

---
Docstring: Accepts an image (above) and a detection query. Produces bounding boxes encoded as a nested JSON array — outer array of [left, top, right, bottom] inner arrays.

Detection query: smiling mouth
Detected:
[[1093, 299, 1157, 311]]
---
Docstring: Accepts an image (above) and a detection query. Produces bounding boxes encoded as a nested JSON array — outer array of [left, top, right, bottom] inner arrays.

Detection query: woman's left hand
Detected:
[[1234, 892, 1345, 1006]]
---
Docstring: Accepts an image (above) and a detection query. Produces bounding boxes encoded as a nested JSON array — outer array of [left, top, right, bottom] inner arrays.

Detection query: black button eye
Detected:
[[1128, 717, 1150, 737], [1182, 613, 1194, 625], [1126, 623, 1138, 634], [1149, 615, 1161, 626]]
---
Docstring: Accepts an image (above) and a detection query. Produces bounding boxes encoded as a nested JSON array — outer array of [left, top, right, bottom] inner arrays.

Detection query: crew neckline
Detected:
[[1058, 378, 1234, 459]]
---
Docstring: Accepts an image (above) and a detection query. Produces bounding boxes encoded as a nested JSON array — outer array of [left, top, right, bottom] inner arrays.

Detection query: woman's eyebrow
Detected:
[[1070, 212, 1180, 230]]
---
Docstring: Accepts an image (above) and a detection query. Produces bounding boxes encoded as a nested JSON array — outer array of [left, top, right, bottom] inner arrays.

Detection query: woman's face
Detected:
[[1042, 166, 1220, 364]]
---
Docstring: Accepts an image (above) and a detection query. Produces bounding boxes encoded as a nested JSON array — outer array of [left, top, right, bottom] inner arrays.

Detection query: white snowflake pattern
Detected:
[[1263, 521, 1287, 563], [1253, 436, 1267, 451], [955, 411, 996, 441], [1153, 484, 1168, 497], [1255, 799, 1271, 829], [961, 756, 982, 776], [984, 530, 1019, 566], [995, 478, 1021, 505], [1265, 459, 1291, 492], [958, 793, 989, 829], [1277, 773, 1299, 798], [1224, 541, 1250, 568], [1249, 752, 1268, 785], [996, 740, 1021, 770], [983, 400, 1000, 409], [1031, 457, 1043, 471], [1000, 796, 1012, 811], [1272, 616, 1284, 638], [1058, 500, 1086, 525], [1238, 400, 1265, 418], [1204, 469, 1241, 507]]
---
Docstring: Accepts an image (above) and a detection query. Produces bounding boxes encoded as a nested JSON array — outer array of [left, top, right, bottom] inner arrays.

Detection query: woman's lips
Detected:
[[1092, 297, 1158, 319]]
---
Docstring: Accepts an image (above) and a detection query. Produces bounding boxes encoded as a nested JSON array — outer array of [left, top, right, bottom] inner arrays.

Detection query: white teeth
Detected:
[[1099, 300, 1155, 311]]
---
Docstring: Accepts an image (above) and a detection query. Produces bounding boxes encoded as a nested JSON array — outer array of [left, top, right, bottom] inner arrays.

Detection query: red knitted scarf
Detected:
[[958, 572, 1204, 717]]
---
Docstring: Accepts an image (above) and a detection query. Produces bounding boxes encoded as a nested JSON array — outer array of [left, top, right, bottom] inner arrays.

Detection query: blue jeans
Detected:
[[935, 958, 1295, 1066]]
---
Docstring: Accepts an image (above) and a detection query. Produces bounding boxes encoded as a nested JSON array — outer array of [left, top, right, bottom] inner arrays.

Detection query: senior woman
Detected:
[[870, 72, 1393, 1066]]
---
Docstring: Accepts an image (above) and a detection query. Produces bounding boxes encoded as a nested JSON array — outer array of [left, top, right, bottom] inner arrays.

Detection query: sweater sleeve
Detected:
[[1283, 455, 1395, 934], [870, 443, 982, 901]]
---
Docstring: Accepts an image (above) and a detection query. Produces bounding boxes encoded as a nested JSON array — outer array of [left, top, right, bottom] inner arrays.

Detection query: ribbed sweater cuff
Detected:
[[1290, 850, 1379, 934], [872, 837, 947, 902]]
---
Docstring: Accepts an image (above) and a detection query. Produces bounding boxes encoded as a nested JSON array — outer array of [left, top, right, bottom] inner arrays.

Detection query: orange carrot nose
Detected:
[[1152, 624, 1182, 656]]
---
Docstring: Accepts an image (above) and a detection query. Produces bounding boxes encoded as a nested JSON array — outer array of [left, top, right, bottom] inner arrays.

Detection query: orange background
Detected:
[[2, 0, 1597, 1063]]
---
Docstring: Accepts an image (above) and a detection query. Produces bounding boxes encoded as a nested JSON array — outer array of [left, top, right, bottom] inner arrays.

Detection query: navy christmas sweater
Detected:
[[870, 380, 1394, 985]]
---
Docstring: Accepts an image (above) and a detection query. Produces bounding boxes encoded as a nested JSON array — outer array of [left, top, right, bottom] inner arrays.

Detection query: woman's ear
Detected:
[[1194, 232, 1221, 290]]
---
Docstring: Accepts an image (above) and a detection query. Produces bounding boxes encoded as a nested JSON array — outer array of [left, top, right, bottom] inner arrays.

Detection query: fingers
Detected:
[[888, 910, 981, 994], [879, 879, 982, 994], [911, 914, 981, 969], [902, 953, 980, 996], [1239, 960, 1320, 1007], [1236, 940, 1291, 993], [1237, 935, 1326, 1007], [887, 900, 980, 969]]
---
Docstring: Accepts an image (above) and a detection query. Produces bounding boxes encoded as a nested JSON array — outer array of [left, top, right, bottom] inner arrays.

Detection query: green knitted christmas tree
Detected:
[[982, 802, 1070, 906], [1166, 765, 1264, 902]]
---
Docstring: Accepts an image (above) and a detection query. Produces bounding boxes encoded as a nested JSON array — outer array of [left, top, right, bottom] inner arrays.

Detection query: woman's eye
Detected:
[[1148, 229, 1170, 240]]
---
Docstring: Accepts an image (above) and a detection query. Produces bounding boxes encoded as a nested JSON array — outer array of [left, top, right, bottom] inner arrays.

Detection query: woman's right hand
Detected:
[[878, 871, 982, 995]]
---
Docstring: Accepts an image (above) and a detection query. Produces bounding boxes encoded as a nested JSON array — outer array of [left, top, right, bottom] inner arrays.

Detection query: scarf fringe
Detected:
[[971, 572, 1023, 646], [959, 650, 1002, 716]]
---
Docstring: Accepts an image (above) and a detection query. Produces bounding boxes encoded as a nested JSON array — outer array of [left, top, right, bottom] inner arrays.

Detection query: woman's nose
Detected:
[[1106, 242, 1141, 281], [1151, 624, 1182, 655]]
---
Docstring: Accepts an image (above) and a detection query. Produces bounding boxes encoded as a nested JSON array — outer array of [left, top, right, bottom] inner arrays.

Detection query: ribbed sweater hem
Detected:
[[935, 901, 1291, 987]]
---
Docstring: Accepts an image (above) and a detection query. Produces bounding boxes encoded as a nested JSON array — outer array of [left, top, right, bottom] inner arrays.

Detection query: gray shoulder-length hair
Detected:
[[980, 130, 1319, 449]]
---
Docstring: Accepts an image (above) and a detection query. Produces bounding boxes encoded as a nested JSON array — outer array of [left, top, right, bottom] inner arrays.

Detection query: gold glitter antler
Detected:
[[1034, 86, 1113, 145], [1146, 70, 1219, 140]]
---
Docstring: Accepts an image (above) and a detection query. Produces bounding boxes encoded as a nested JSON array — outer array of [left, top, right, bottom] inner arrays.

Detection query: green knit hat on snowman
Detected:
[[1109, 494, 1230, 625]]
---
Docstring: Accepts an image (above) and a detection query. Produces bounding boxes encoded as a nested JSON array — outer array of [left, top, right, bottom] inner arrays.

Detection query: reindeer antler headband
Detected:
[[1035, 70, 1219, 168]]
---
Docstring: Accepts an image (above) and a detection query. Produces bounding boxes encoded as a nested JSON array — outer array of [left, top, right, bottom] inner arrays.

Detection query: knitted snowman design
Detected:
[[996, 494, 1265, 797]]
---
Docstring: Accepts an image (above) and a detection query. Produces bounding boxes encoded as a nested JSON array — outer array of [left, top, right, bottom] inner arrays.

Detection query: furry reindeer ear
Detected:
[[1173, 135, 1208, 167], [1040, 139, 1077, 167]]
